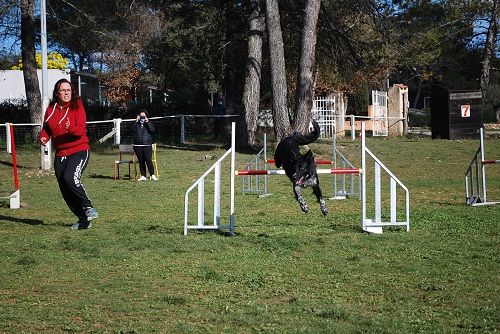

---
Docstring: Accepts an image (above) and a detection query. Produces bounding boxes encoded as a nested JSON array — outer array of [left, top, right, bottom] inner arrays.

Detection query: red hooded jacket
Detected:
[[38, 99, 90, 157]]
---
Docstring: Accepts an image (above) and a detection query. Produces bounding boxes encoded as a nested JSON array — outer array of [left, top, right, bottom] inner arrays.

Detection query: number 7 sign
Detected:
[[461, 105, 471, 118]]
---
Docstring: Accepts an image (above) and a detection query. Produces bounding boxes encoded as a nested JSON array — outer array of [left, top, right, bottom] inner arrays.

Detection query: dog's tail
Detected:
[[294, 119, 320, 146]]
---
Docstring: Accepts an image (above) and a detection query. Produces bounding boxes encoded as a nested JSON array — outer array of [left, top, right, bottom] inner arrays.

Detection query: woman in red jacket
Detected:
[[39, 78, 98, 230]]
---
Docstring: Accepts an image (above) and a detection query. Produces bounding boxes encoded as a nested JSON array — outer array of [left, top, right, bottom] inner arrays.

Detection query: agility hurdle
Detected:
[[184, 123, 235, 235], [241, 124, 359, 199], [1, 123, 20, 209], [360, 122, 409, 233], [184, 122, 409, 235], [465, 128, 499, 206], [238, 123, 409, 234]]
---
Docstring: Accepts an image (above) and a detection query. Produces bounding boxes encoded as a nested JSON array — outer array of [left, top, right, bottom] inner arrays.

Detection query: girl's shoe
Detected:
[[84, 207, 99, 221], [71, 218, 92, 230]]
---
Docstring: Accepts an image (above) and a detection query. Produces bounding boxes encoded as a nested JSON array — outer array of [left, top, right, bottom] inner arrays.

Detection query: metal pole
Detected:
[[40, 0, 51, 170], [6, 122, 11, 154], [229, 122, 235, 235], [361, 122, 366, 230], [78, 74, 81, 96], [480, 128, 487, 203], [333, 120, 338, 196], [475, 157, 480, 199], [350, 114, 355, 140], [263, 133, 268, 195], [180, 114, 185, 144]]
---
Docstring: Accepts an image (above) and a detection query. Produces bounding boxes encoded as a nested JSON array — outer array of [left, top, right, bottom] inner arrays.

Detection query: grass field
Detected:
[[0, 134, 499, 333]]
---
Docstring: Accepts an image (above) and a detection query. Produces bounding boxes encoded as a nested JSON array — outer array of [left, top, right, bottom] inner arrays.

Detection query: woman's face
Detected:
[[57, 82, 72, 104]]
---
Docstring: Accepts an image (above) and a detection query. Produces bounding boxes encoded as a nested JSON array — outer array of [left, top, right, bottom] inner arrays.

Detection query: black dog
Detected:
[[274, 120, 328, 215]]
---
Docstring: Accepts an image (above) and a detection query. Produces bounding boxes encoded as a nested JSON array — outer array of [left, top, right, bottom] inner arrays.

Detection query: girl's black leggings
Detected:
[[54, 150, 93, 219]]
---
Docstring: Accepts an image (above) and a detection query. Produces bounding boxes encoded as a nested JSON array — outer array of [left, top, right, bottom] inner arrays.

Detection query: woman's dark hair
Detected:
[[138, 109, 148, 117], [49, 78, 80, 108]]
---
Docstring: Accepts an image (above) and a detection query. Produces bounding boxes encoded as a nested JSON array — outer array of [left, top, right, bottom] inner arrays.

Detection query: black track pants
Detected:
[[134, 145, 154, 177], [54, 150, 93, 219]]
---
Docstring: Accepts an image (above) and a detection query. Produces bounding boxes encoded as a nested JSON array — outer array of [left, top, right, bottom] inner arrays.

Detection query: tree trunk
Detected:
[[20, 0, 42, 129], [293, 0, 321, 133], [241, 0, 265, 147], [265, 0, 291, 142], [480, 0, 499, 102]]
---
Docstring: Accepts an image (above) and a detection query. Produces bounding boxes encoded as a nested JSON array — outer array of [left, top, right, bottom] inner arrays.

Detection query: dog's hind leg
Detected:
[[294, 185, 309, 213], [312, 184, 328, 215]]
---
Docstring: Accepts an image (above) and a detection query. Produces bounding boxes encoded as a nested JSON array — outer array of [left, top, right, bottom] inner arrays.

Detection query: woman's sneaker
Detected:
[[151, 175, 158, 181], [71, 218, 92, 230], [84, 207, 99, 222], [138, 176, 147, 181]]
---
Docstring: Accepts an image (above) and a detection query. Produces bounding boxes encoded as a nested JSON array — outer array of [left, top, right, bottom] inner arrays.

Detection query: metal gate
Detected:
[[312, 97, 336, 138], [372, 90, 388, 136]]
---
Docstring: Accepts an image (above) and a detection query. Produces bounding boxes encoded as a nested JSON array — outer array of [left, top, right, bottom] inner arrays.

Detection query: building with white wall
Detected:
[[0, 69, 70, 103]]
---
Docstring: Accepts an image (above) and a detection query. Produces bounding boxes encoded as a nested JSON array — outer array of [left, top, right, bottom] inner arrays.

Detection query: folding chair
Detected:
[[152, 143, 159, 179], [113, 144, 137, 180]]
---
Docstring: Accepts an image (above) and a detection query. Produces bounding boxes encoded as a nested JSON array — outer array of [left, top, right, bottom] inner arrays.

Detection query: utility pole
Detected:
[[40, 0, 51, 170]]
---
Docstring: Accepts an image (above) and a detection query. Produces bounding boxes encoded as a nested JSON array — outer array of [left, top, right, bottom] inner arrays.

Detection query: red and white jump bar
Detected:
[[235, 168, 362, 176], [482, 160, 500, 164]]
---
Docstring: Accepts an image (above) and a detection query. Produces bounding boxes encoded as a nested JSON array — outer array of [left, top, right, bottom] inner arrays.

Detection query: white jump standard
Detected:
[[465, 127, 499, 206], [183, 122, 410, 235]]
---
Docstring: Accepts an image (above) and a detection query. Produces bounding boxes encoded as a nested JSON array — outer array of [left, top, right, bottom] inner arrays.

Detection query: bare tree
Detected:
[[242, 0, 265, 146], [293, 0, 321, 134], [20, 0, 41, 128], [480, 0, 499, 122], [265, 0, 291, 141]]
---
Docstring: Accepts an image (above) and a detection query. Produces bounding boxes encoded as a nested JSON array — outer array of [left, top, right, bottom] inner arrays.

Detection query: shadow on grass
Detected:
[[160, 143, 228, 152], [179, 228, 238, 237], [0, 160, 29, 169], [89, 173, 116, 180], [0, 214, 45, 226], [145, 225, 179, 234]]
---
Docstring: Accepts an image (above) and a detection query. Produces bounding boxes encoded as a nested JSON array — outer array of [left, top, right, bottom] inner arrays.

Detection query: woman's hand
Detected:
[[65, 118, 70, 130], [40, 137, 48, 146]]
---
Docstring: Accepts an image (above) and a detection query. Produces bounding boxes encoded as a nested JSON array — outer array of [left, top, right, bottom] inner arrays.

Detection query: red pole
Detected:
[[328, 168, 362, 175], [10, 124, 19, 191]]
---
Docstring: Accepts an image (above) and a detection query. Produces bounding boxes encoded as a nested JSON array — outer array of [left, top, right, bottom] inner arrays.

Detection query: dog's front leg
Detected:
[[313, 184, 328, 215], [294, 184, 309, 213]]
